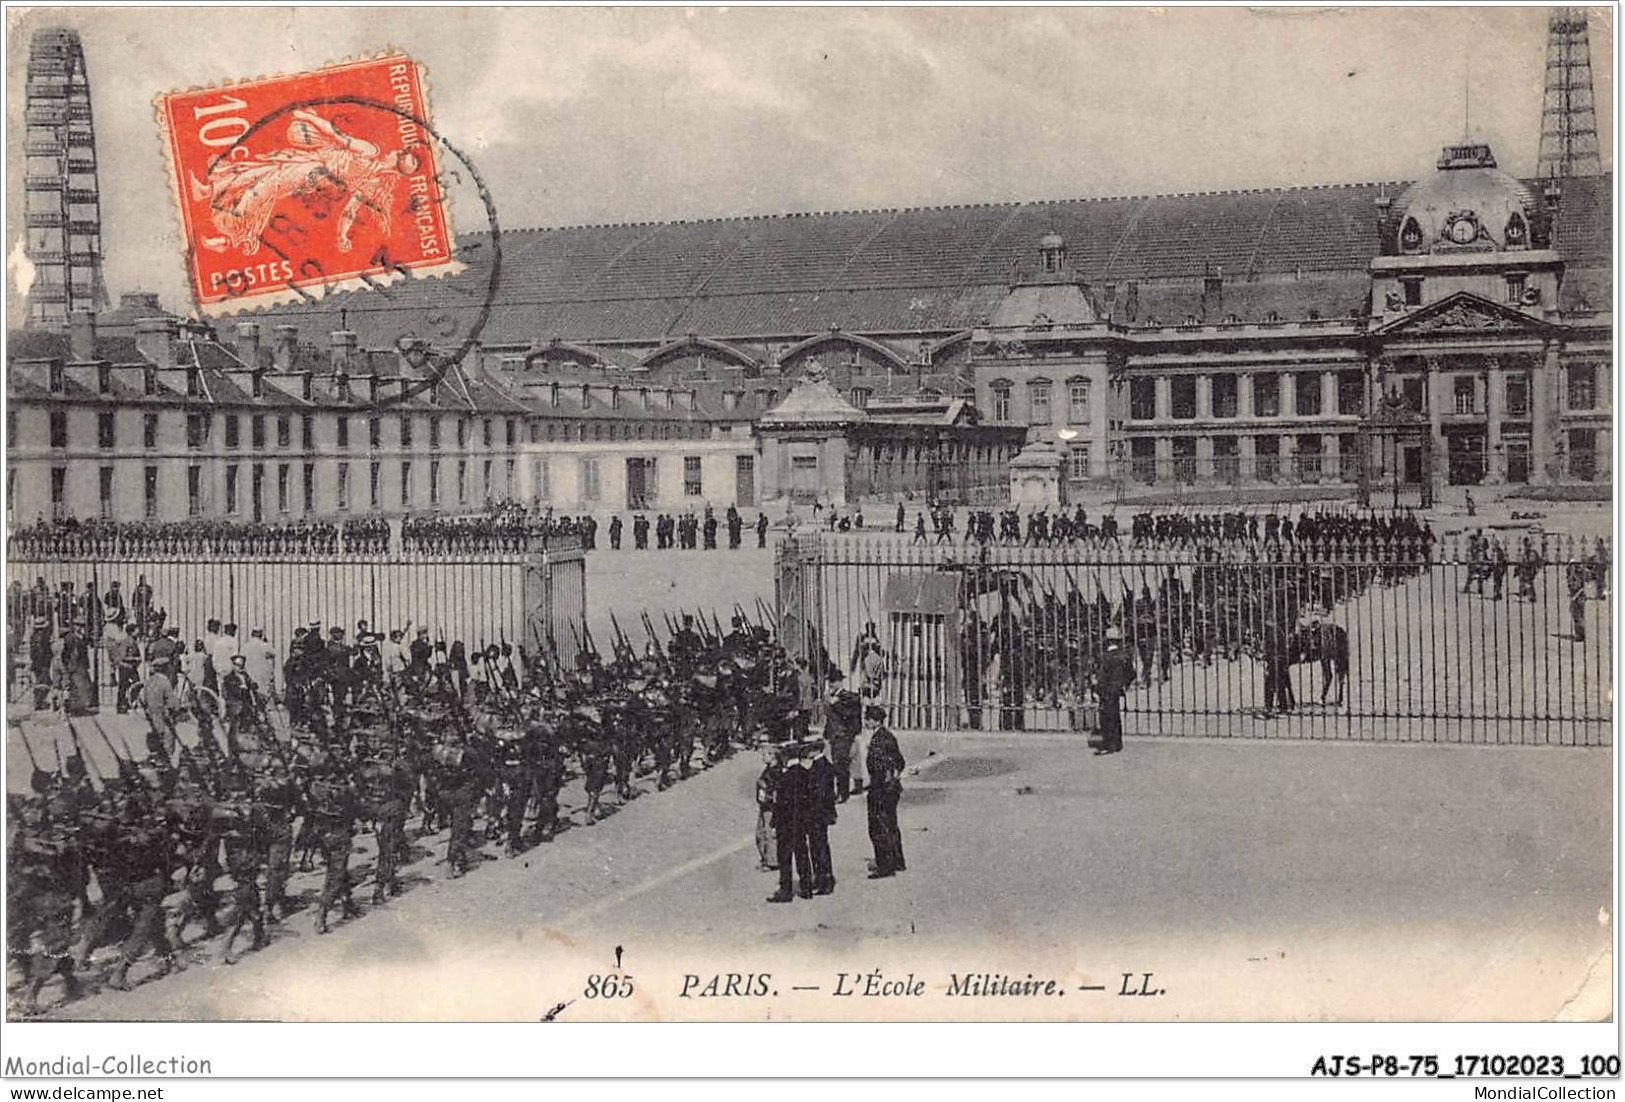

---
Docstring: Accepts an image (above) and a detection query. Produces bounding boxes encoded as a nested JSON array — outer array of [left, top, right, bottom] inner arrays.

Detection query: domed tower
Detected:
[[1371, 142, 1561, 320]]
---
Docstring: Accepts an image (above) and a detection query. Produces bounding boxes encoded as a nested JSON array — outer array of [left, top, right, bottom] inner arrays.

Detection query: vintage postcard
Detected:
[[1, 2, 1617, 1084]]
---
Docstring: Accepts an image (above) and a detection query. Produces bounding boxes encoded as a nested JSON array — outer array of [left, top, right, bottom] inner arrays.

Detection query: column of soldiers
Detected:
[[613, 505, 772, 551], [8, 600, 794, 1015]]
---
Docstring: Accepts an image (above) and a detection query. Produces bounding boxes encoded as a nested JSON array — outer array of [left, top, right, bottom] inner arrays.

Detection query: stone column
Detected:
[[1532, 342, 1555, 484], [1280, 372, 1296, 421], [1196, 435, 1215, 483], [1196, 374, 1212, 420], [1484, 358, 1503, 484], [1281, 433, 1299, 483], [1155, 436, 1173, 483], [1155, 376, 1171, 421], [1322, 371, 1337, 417], [1323, 434, 1340, 483], [1238, 435, 1257, 483], [1427, 357, 1446, 488]]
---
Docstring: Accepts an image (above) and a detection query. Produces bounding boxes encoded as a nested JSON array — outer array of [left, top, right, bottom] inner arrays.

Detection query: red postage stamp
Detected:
[[156, 54, 458, 313]]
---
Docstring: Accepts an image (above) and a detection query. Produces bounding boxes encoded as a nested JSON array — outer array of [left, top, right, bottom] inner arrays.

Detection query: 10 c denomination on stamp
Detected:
[[155, 53, 456, 314]]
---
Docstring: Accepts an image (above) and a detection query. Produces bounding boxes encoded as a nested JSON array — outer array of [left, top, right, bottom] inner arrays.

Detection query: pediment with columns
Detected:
[[1375, 292, 1562, 338]]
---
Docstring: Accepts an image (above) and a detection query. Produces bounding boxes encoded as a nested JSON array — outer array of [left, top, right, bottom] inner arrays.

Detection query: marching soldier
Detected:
[[311, 755, 361, 933]]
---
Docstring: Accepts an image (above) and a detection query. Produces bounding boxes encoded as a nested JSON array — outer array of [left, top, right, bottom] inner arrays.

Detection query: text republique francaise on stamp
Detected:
[[155, 54, 457, 315]]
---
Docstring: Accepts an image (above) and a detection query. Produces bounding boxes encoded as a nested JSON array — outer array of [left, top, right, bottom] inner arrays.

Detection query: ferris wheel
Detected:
[[23, 27, 108, 329]]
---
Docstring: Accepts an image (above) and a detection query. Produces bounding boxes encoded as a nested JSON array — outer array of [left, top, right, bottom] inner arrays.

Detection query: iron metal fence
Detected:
[[776, 531, 1613, 745], [6, 539, 587, 693]]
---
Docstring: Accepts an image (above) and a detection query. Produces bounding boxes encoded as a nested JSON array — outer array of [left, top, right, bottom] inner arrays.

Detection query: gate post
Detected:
[[775, 534, 810, 667], [523, 533, 556, 669]]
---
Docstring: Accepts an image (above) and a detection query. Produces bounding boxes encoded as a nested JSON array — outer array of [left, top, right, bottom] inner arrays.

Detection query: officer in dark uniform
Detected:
[[863, 705, 906, 878], [633, 513, 650, 550], [808, 741, 839, 894], [767, 746, 815, 903], [608, 514, 623, 550], [756, 512, 770, 548], [1095, 628, 1136, 755]]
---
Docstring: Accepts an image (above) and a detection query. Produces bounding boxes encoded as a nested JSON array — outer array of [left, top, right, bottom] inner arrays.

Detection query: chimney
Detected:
[[235, 321, 261, 368], [273, 325, 298, 370], [1201, 268, 1224, 320], [330, 330, 357, 374], [69, 309, 97, 362], [135, 316, 177, 369]]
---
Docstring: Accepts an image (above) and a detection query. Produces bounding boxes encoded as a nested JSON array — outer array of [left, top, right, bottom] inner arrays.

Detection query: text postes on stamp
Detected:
[[156, 54, 457, 314]]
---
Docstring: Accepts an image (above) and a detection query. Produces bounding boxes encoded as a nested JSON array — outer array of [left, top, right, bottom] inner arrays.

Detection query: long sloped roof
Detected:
[[243, 174, 1612, 348]]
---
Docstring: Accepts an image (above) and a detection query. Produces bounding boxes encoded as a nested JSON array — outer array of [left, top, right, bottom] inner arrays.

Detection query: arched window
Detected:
[[1505, 212, 1528, 248], [1399, 217, 1424, 253], [990, 379, 1013, 422]]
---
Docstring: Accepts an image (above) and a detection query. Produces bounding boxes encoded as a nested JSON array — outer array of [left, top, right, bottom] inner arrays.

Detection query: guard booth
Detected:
[[882, 572, 962, 729]]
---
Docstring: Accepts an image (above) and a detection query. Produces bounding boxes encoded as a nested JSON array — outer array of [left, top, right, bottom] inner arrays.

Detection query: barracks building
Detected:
[[6, 137, 1612, 523]]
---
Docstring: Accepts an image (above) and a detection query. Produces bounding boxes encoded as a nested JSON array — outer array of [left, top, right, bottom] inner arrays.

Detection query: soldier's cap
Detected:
[[309, 619, 322, 629], [863, 704, 888, 722], [390, 629, 404, 640], [827, 668, 845, 682], [231, 653, 247, 665], [330, 627, 345, 638]]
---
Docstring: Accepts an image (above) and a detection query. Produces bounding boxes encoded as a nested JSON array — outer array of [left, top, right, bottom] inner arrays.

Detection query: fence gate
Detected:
[[779, 529, 1612, 746]]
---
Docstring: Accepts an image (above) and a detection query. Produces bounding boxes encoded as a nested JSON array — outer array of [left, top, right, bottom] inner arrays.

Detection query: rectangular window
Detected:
[[336, 415, 349, 449], [224, 414, 240, 448], [1505, 436, 1531, 484], [1212, 374, 1238, 418], [505, 458, 515, 497], [991, 385, 1011, 422], [401, 415, 415, 448], [96, 364, 110, 394], [849, 388, 870, 410], [369, 461, 381, 509], [1171, 377, 1197, 420], [1068, 380, 1091, 424], [5, 408, 13, 448], [185, 413, 206, 449], [1254, 435, 1280, 482], [1069, 445, 1091, 481], [1338, 433, 1361, 481], [1214, 437, 1241, 483], [1253, 375, 1280, 417], [1453, 375, 1476, 415], [684, 455, 703, 496], [1569, 428, 1598, 481], [457, 459, 467, 504], [50, 466, 67, 520], [277, 416, 291, 448], [49, 410, 68, 449], [457, 419, 467, 448], [1506, 273, 1527, 304], [1028, 383, 1053, 425], [1295, 372, 1322, 417], [506, 419, 517, 447], [401, 461, 413, 507], [1400, 377, 1428, 413], [369, 417, 381, 449], [277, 464, 290, 513], [144, 466, 158, 518], [187, 465, 202, 516], [336, 462, 349, 510], [1402, 279, 1422, 307], [482, 459, 492, 499], [483, 419, 493, 447], [430, 416, 442, 449], [1337, 371, 1364, 416], [580, 458, 601, 501], [251, 414, 266, 449], [1505, 374, 1530, 417], [143, 413, 159, 450], [1129, 378, 1157, 421], [225, 464, 240, 514], [301, 415, 314, 450], [98, 411, 115, 449], [1567, 363, 1597, 410], [98, 466, 114, 520], [302, 462, 315, 512], [48, 363, 63, 393]]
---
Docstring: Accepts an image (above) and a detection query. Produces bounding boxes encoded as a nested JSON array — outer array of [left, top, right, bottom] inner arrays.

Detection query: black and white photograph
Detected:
[[0, 1, 1618, 1084]]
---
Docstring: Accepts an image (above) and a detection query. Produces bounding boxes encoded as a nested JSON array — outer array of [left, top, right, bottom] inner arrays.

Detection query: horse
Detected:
[[1292, 619, 1349, 707]]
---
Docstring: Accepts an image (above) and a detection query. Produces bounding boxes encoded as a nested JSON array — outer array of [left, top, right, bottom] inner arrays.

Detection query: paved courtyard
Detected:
[[37, 732, 1611, 1022]]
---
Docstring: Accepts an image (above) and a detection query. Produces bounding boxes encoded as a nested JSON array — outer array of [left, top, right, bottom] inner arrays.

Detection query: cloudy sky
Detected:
[[6, 5, 1614, 314]]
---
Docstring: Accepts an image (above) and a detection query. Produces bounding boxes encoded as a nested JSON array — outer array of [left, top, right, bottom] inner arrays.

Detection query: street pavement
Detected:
[[43, 732, 1612, 1023]]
